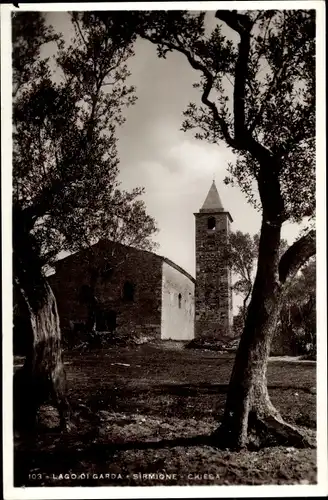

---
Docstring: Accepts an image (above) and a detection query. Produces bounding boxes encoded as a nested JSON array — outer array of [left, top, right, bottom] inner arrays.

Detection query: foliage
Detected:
[[228, 231, 259, 317], [13, 12, 158, 269], [133, 9, 315, 226], [12, 11, 59, 97], [227, 231, 288, 323], [279, 258, 316, 356], [228, 230, 314, 349], [62, 326, 150, 351]]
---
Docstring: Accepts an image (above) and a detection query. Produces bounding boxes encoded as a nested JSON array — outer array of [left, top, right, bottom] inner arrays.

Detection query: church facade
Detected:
[[49, 239, 195, 342], [48, 181, 233, 342]]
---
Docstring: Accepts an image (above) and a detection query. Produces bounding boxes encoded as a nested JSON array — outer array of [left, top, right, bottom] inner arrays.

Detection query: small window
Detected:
[[208, 217, 216, 230], [178, 293, 182, 309], [123, 281, 135, 302]]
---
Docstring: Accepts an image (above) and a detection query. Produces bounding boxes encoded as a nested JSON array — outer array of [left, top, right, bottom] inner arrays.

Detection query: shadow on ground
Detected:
[[14, 346, 317, 487]]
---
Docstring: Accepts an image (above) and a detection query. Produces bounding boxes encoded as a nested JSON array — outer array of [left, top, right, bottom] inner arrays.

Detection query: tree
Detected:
[[228, 231, 259, 324], [277, 258, 316, 356], [12, 12, 157, 432], [131, 9, 315, 448], [228, 231, 288, 328]]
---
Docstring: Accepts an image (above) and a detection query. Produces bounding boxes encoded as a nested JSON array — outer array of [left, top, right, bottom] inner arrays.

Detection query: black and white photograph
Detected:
[[1, 1, 327, 498]]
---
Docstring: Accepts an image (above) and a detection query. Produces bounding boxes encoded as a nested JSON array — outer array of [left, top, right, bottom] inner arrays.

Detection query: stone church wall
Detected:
[[49, 240, 163, 342], [160, 259, 195, 341]]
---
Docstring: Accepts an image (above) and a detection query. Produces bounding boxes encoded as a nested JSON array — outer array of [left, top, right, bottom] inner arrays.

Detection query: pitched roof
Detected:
[[162, 257, 196, 284], [50, 239, 195, 283], [200, 180, 224, 212]]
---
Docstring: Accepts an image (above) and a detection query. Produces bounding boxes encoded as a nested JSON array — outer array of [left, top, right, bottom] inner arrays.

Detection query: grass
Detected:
[[14, 344, 316, 486]]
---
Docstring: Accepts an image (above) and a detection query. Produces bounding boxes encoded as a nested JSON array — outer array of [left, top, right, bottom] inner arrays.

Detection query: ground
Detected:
[[14, 344, 316, 487]]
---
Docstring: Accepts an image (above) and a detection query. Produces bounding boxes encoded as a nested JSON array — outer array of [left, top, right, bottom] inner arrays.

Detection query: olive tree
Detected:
[[13, 12, 157, 432], [131, 9, 315, 448]]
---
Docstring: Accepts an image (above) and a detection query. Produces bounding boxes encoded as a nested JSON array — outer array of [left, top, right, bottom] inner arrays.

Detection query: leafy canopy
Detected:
[[13, 12, 158, 265], [133, 10, 315, 223]]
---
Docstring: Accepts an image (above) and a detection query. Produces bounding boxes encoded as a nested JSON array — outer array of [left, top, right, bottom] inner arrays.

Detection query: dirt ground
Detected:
[[14, 344, 316, 486]]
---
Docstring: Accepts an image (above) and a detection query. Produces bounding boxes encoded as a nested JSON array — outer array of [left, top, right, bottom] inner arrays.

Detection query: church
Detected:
[[49, 181, 233, 342]]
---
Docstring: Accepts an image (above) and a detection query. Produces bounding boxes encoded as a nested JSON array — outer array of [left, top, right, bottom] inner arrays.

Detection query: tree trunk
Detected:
[[13, 211, 70, 433], [212, 218, 313, 450], [242, 285, 252, 326]]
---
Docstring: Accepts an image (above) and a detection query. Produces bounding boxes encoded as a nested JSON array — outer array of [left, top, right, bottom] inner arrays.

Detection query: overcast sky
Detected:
[[45, 11, 306, 280]]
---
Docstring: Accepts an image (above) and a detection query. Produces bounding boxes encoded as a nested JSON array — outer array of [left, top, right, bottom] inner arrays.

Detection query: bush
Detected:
[[185, 336, 240, 352], [62, 326, 150, 351], [271, 324, 316, 358]]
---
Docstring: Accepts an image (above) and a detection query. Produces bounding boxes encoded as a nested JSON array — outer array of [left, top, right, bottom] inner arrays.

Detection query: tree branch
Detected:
[[141, 33, 237, 149], [215, 10, 287, 223], [142, 14, 274, 163], [243, 284, 253, 321], [279, 230, 316, 284], [249, 62, 287, 136], [71, 15, 88, 49], [249, 12, 288, 135], [215, 11, 252, 140], [215, 10, 274, 164]]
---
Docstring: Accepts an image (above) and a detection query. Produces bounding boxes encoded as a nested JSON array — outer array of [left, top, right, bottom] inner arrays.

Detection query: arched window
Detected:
[[208, 216, 216, 230], [178, 293, 182, 309], [123, 281, 135, 302]]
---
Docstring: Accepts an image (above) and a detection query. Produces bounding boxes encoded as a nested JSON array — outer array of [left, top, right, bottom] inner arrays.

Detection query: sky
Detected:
[[44, 11, 306, 281]]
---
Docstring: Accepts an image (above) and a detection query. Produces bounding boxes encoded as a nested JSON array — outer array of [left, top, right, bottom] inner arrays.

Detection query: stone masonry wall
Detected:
[[194, 212, 233, 339], [48, 240, 163, 342]]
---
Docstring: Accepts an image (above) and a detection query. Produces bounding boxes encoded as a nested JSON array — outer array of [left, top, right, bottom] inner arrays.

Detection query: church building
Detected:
[[47, 181, 233, 342], [48, 240, 195, 342]]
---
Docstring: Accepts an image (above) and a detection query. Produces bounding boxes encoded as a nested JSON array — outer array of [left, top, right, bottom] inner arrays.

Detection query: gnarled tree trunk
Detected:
[[213, 218, 315, 450], [13, 208, 70, 433]]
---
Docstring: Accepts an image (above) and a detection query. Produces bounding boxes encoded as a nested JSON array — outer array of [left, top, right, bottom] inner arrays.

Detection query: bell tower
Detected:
[[194, 180, 233, 339]]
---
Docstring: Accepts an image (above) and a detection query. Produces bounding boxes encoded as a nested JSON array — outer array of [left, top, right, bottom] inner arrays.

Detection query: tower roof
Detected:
[[200, 180, 224, 212]]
